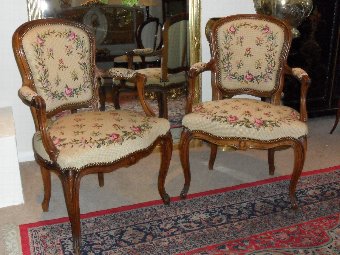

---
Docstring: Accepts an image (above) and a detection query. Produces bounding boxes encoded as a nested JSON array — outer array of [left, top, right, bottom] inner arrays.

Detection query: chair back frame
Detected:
[[136, 17, 163, 51]]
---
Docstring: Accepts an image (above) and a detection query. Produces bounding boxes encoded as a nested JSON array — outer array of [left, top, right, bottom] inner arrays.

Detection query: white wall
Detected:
[[0, 0, 36, 162], [201, 0, 255, 101]]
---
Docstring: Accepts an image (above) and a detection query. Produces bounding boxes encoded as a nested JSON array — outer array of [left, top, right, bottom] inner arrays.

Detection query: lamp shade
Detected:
[[138, 0, 159, 6]]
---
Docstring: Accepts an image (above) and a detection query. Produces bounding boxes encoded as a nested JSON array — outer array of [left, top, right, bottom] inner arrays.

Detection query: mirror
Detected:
[[26, 0, 201, 103]]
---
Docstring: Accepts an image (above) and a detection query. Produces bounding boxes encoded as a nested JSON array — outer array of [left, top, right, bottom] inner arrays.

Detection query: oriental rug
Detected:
[[20, 166, 340, 255], [107, 95, 186, 128]]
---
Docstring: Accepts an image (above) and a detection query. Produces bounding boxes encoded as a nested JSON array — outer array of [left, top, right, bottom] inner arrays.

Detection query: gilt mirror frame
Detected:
[[26, 0, 202, 104]]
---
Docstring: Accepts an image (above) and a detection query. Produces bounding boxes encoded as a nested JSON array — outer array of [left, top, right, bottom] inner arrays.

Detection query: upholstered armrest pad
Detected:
[[127, 48, 161, 57], [107, 68, 137, 81], [291, 68, 310, 81], [132, 48, 154, 55], [18, 86, 38, 104], [189, 62, 210, 78]]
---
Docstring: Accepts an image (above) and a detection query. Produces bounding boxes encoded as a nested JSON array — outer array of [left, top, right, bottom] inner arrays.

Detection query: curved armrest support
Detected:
[[18, 86, 59, 162], [186, 60, 214, 113], [106, 68, 155, 117], [285, 66, 311, 122]]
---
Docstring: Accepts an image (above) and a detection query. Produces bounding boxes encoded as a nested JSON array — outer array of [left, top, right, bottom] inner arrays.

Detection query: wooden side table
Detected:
[[330, 99, 340, 134]]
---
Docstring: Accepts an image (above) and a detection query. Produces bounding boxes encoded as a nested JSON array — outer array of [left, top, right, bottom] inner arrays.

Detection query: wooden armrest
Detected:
[[186, 60, 214, 113], [18, 86, 58, 162], [285, 66, 311, 122], [106, 68, 156, 117]]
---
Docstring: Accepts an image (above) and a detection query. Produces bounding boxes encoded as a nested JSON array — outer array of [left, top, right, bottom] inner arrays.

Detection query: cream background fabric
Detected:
[[33, 110, 170, 170], [183, 98, 307, 141]]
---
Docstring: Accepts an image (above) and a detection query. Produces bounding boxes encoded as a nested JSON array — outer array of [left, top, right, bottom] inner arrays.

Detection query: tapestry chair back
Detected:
[[19, 21, 97, 116], [210, 15, 290, 102]]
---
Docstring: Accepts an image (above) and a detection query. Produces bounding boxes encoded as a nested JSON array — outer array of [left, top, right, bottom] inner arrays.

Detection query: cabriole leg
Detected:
[[179, 128, 192, 199]]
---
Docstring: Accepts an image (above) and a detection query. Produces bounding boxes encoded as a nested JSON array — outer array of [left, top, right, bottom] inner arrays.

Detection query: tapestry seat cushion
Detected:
[[33, 110, 170, 170], [182, 98, 308, 141]]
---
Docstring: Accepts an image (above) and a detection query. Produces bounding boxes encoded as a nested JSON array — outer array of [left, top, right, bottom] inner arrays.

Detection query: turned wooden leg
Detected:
[[40, 166, 51, 212], [330, 102, 340, 134], [61, 171, 81, 255], [289, 138, 305, 210], [112, 83, 122, 110], [268, 148, 275, 175], [161, 92, 169, 119], [158, 132, 173, 205], [99, 85, 106, 111], [98, 173, 104, 187], [179, 128, 192, 199], [156, 92, 163, 118], [209, 144, 218, 170]]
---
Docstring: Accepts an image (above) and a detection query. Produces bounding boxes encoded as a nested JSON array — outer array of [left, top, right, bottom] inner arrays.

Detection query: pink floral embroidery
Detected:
[[227, 115, 238, 123], [262, 25, 270, 33], [53, 137, 61, 146], [36, 36, 45, 45], [229, 25, 236, 34], [254, 118, 264, 128], [108, 133, 120, 142], [65, 86, 73, 97], [69, 32, 77, 41], [131, 126, 142, 133], [245, 72, 254, 82]]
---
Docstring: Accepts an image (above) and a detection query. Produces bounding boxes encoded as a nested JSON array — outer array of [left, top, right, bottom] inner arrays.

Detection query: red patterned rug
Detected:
[[20, 166, 340, 254]]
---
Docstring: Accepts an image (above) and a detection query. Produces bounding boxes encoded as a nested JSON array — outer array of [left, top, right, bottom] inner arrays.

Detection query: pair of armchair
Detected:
[[13, 14, 310, 255]]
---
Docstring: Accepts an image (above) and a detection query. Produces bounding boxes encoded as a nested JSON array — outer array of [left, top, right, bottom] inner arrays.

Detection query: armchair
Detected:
[[179, 14, 311, 209], [111, 13, 189, 119], [13, 18, 172, 255]]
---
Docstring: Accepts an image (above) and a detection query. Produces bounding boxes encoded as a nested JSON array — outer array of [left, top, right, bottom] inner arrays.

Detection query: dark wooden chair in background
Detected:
[[113, 17, 163, 69], [109, 13, 189, 119]]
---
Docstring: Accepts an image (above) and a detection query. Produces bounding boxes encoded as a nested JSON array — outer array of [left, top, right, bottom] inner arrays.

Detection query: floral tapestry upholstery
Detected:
[[216, 18, 285, 92], [117, 68, 187, 87], [22, 24, 95, 113], [33, 110, 170, 170], [182, 99, 307, 141]]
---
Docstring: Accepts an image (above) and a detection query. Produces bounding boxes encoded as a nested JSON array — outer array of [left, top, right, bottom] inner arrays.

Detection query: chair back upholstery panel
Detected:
[[211, 15, 291, 97], [138, 18, 162, 51], [162, 13, 189, 75], [19, 20, 97, 114], [167, 20, 188, 69]]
